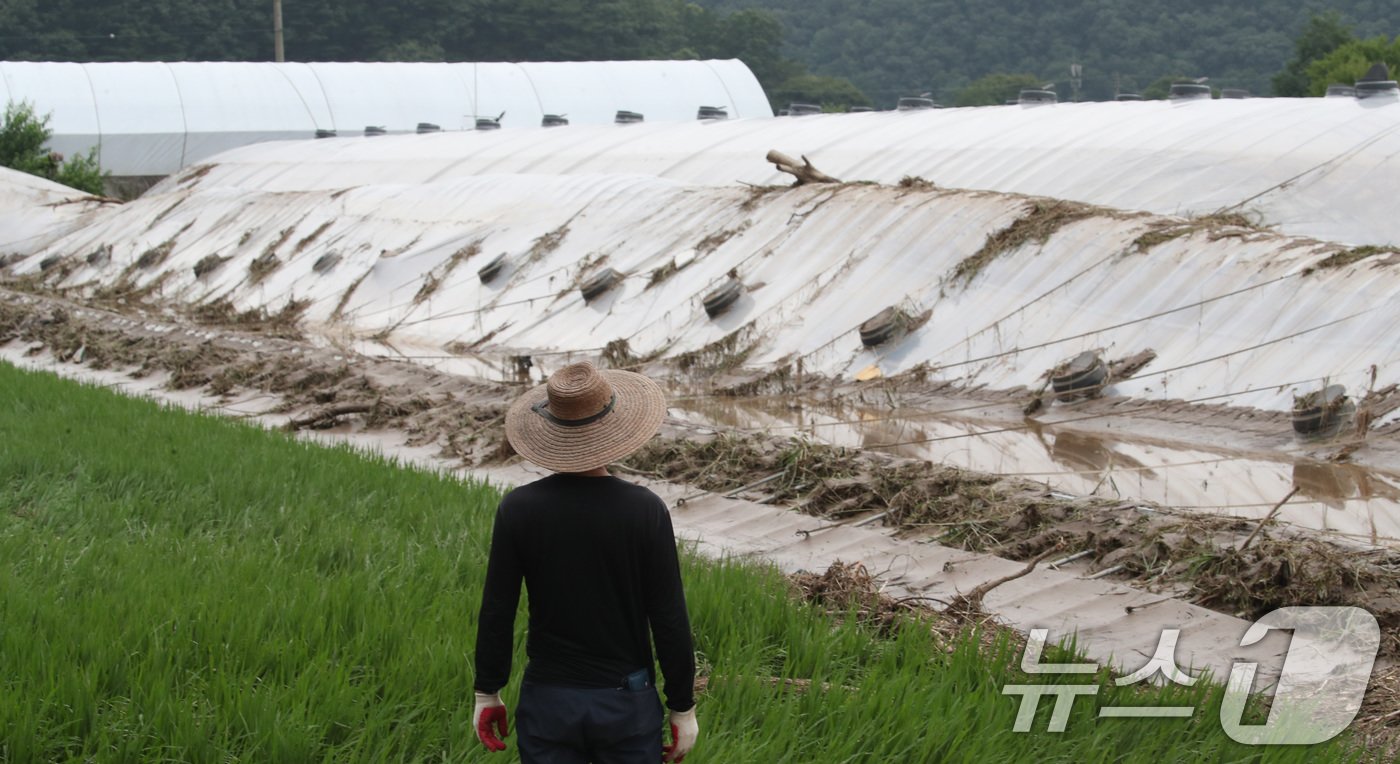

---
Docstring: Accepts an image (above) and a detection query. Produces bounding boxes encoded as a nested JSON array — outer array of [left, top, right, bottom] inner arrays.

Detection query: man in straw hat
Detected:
[[472, 361, 698, 762]]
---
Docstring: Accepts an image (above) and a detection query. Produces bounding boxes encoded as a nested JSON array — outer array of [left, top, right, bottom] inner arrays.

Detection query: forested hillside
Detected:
[[0, 0, 865, 110], [2, 1, 1397, 108], [0, 0, 776, 70], [691, 0, 1399, 103]]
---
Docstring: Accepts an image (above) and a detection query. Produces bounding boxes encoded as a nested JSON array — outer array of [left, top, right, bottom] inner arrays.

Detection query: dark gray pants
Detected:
[[516, 681, 664, 764]]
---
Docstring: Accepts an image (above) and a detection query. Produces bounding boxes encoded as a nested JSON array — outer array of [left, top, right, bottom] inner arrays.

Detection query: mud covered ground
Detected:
[[2, 284, 1398, 749], [3, 284, 1397, 645], [623, 432, 1400, 653]]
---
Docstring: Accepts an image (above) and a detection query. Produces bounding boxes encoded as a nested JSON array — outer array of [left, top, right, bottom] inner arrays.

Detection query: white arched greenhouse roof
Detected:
[[180, 94, 1400, 247], [0, 60, 771, 177]]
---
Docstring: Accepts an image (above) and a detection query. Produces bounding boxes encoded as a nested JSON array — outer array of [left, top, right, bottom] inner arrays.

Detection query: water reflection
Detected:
[[1292, 461, 1400, 508], [1026, 424, 1158, 480], [668, 395, 1400, 545]]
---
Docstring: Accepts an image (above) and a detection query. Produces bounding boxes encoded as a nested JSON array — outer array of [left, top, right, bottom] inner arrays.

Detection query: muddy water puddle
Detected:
[[669, 396, 1400, 545], [346, 338, 1400, 545]]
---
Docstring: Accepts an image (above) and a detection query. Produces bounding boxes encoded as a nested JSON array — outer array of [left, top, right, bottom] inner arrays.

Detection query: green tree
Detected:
[[1142, 75, 1190, 100], [954, 73, 1043, 107], [1272, 12, 1355, 96], [684, 0, 1398, 105], [0, 101, 51, 177], [768, 73, 870, 110], [1305, 36, 1400, 95], [374, 40, 447, 62], [4, 0, 1400, 103], [0, 101, 106, 194]]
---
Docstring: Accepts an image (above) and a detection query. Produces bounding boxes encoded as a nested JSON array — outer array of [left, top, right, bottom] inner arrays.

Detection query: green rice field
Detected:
[[0, 362, 1378, 762]]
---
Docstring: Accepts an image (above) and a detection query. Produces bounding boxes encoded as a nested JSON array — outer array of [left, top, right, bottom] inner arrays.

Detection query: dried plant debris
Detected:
[[1302, 245, 1400, 276], [331, 271, 369, 321], [646, 260, 682, 288], [625, 431, 1400, 654], [188, 298, 311, 339], [1132, 211, 1263, 253], [293, 222, 335, 255], [673, 328, 757, 374], [0, 291, 513, 465], [789, 560, 1023, 653], [414, 242, 482, 305], [695, 223, 750, 256], [177, 164, 216, 185], [89, 271, 172, 307], [379, 236, 422, 259], [597, 337, 666, 371], [259, 226, 296, 259], [150, 197, 185, 225], [716, 360, 801, 397], [791, 560, 915, 635], [134, 240, 176, 270], [248, 252, 281, 283], [240, 227, 300, 283], [739, 184, 786, 211], [524, 224, 569, 265], [950, 199, 1097, 286], [602, 338, 639, 368], [896, 176, 937, 191], [1354, 665, 1400, 757]]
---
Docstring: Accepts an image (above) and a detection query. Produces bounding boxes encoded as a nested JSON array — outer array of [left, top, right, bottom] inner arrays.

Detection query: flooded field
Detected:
[[670, 395, 1400, 546], [345, 334, 1400, 546]]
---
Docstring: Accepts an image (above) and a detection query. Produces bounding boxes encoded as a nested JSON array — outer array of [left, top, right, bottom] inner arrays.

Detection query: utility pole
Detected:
[[273, 0, 285, 62]]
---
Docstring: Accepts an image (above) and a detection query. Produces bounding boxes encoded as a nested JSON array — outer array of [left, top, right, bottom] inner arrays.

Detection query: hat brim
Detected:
[[504, 369, 666, 472]]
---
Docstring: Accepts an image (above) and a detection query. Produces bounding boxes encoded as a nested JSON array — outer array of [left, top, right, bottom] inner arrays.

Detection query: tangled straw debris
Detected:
[[949, 199, 1097, 286]]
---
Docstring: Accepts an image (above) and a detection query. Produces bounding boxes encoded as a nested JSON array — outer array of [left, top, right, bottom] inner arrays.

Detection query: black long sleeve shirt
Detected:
[[472, 473, 696, 711]]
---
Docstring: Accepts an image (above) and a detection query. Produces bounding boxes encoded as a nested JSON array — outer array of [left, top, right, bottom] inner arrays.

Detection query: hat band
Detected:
[[531, 394, 617, 427]]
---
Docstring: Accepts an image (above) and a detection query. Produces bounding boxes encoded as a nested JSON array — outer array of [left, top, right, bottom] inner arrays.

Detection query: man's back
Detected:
[[474, 473, 694, 709], [471, 361, 698, 762]]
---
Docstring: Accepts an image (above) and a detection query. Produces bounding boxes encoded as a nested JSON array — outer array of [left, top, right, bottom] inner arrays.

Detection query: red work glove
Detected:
[[473, 691, 510, 752], [663, 705, 698, 762]]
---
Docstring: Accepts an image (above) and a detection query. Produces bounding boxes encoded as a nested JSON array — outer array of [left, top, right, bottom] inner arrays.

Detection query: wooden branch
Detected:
[[46, 194, 123, 207], [948, 543, 1063, 615], [1239, 486, 1301, 551], [285, 402, 374, 430], [766, 150, 840, 185]]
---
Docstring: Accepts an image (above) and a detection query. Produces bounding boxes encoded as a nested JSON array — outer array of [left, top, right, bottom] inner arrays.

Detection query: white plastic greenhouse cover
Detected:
[[0, 60, 771, 177], [11, 94, 1400, 430], [183, 94, 1400, 247], [17, 157, 1400, 423], [0, 167, 107, 254]]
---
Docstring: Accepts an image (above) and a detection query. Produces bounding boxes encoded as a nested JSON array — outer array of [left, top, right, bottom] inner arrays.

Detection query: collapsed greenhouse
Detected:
[[4, 92, 1400, 699], [12, 96, 1400, 411]]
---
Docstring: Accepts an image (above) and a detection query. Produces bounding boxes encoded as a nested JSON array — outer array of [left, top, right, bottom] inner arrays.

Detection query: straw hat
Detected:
[[505, 361, 666, 472]]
